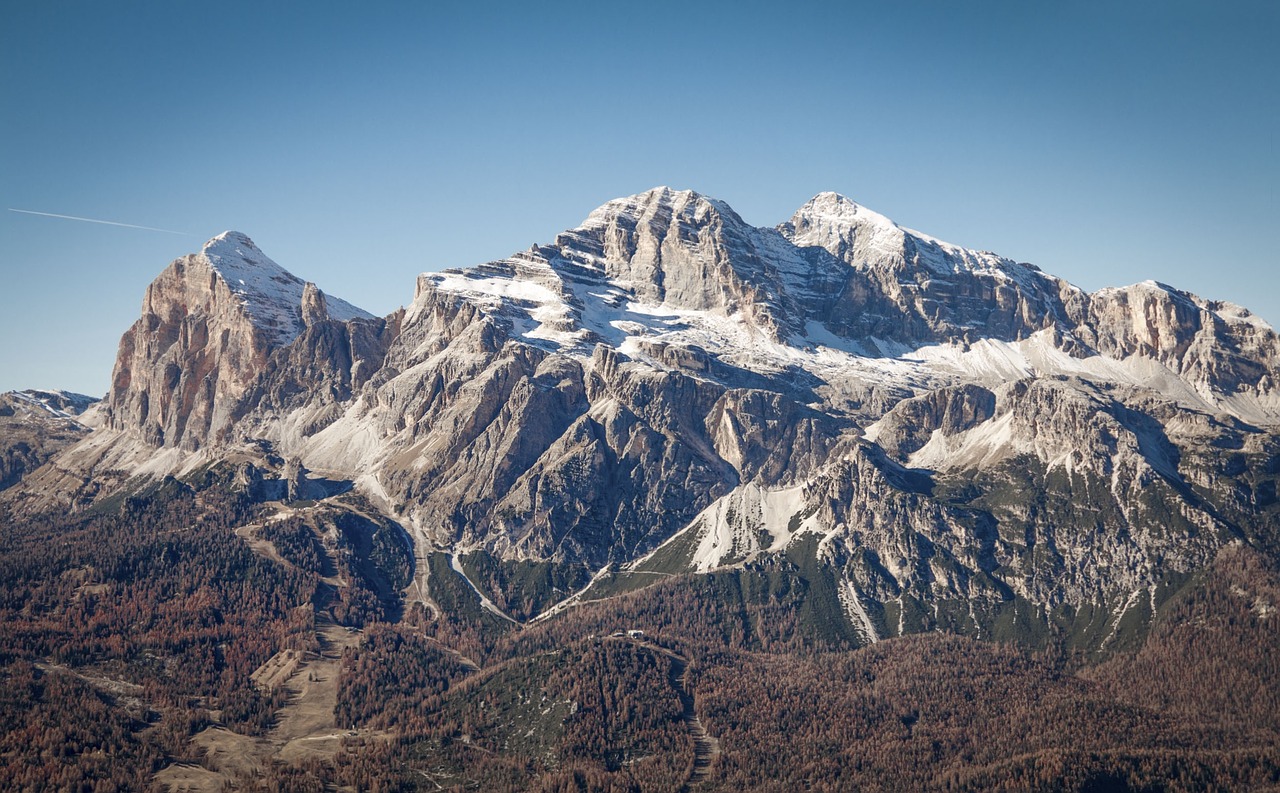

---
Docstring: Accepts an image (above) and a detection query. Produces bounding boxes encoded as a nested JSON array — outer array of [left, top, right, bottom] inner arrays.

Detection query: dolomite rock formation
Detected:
[[104, 232, 372, 450], [781, 191, 1078, 346], [301, 281, 329, 327], [1070, 281, 1280, 404]]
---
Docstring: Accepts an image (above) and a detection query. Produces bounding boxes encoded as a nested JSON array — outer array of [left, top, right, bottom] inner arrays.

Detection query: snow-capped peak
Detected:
[[784, 193, 1048, 289], [580, 186, 747, 234], [200, 231, 292, 289], [782, 191, 911, 266], [203, 230, 265, 258], [196, 230, 374, 346], [793, 191, 900, 231]]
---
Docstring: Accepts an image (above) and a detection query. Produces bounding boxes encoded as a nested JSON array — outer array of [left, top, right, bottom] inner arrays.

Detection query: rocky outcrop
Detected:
[[300, 281, 328, 327], [870, 384, 997, 459], [781, 192, 1077, 346], [863, 378, 1230, 603], [290, 302, 740, 563], [1071, 281, 1280, 404], [234, 312, 401, 446]]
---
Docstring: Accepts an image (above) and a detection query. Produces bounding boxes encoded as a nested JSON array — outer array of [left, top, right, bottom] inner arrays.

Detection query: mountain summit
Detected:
[[198, 231, 372, 344], [105, 231, 375, 449]]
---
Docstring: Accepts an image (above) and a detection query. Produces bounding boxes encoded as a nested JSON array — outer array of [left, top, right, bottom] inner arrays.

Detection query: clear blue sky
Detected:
[[2, 1, 1276, 395]]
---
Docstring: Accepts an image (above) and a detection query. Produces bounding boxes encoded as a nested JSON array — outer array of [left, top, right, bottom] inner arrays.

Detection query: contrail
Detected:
[[8, 208, 193, 236]]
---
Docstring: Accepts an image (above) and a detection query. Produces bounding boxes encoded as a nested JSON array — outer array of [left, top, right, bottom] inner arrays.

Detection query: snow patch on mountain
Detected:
[[7, 390, 99, 419], [449, 553, 518, 624], [909, 411, 1022, 471], [633, 483, 823, 573], [838, 579, 881, 644], [1212, 302, 1274, 331], [200, 232, 373, 346]]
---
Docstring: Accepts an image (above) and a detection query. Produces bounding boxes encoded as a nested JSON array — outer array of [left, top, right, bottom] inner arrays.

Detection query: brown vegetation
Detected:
[[2, 477, 1279, 792]]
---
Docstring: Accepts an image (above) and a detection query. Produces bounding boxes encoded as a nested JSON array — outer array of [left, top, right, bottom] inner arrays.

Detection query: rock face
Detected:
[[1073, 281, 1280, 405], [104, 232, 373, 450], [24, 187, 1280, 646], [300, 281, 329, 327], [782, 192, 1075, 346], [869, 384, 998, 459]]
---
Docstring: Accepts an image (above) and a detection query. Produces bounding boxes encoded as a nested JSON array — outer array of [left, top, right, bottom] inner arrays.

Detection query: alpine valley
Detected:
[[3, 188, 1279, 792]]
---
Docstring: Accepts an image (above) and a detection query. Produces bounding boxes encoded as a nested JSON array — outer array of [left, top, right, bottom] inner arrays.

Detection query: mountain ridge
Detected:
[[6, 186, 1280, 654]]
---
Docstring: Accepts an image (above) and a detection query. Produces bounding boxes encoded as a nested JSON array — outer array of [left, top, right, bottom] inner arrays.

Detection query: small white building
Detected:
[[627, 629, 645, 638]]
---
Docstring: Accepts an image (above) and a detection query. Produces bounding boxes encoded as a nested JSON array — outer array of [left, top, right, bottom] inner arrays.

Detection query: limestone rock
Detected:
[[103, 232, 373, 450], [301, 281, 329, 327]]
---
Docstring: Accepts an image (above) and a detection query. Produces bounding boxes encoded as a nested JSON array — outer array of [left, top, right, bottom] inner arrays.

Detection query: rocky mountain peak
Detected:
[[105, 233, 375, 449], [789, 190, 899, 233], [416, 187, 820, 357], [568, 186, 760, 306], [782, 191, 907, 265], [196, 231, 372, 347], [202, 229, 266, 261], [580, 186, 745, 229], [784, 194, 1056, 304]]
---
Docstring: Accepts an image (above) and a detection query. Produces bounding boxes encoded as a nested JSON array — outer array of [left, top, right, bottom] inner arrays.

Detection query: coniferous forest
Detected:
[[1, 466, 1278, 792]]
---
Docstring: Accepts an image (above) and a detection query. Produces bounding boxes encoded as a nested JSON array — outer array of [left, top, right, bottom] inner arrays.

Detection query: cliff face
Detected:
[[104, 232, 373, 450], [781, 191, 1078, 347], [21, 188, 1280, 645], [1071, 281, 1280, 405], [108, 247, 266, 448]]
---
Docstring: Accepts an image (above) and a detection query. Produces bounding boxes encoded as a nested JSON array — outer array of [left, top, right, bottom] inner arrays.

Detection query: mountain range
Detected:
[[10, 186, 1278, 640], [3, 187, 1279, 790]]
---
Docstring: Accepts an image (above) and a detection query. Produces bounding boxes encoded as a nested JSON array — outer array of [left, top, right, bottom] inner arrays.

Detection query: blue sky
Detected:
[[2, 1, 1276, 395]]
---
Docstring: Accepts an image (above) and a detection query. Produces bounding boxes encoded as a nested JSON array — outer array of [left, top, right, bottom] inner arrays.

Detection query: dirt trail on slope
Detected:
[[669, 652, 721, 787], [612, 637, 721, 788]]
